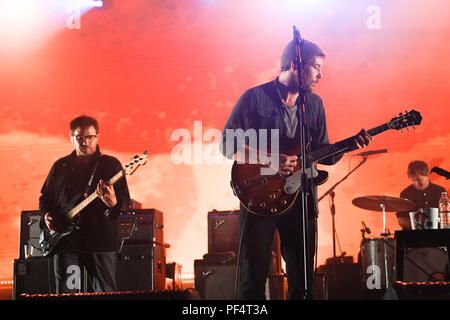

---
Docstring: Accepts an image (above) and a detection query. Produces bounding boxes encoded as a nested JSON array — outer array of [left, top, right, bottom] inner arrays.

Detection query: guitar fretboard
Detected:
[[66, 170, 125, 220], [308, 122, 391, 164]]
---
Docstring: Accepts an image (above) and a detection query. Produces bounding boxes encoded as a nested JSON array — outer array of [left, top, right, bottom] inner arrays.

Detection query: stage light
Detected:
[[80, 0, 103, 8], [0, 0, 40, 31]]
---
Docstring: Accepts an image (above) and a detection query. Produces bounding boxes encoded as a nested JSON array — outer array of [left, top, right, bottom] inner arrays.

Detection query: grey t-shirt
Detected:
[[282, 104, 298, 139]]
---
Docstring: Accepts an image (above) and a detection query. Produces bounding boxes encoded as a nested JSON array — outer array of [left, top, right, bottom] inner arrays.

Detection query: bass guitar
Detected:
[[39, 151, 148, 256], [230, 110, 422, 216]]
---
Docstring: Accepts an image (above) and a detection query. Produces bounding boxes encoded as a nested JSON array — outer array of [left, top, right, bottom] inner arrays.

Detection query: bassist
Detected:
[[39, 115, 130, 293]]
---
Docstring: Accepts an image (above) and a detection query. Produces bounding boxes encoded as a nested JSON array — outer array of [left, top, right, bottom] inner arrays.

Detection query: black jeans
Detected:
[[53, 250, 118, 293], [237, 199, 317, 300]]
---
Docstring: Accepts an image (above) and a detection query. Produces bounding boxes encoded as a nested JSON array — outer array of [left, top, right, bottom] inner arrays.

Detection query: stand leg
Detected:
[[380, 204, 389, 289]]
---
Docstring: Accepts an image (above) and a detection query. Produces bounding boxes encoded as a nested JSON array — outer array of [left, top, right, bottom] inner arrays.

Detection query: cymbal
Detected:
[[352, 195, 415, 212]]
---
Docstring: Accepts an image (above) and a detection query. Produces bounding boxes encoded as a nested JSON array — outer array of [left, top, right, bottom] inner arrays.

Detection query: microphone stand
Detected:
[[292, 26, 311, 300], [318, 157, 368, 202], [318, 156, 367, 299], [329, 191, 337, 299]]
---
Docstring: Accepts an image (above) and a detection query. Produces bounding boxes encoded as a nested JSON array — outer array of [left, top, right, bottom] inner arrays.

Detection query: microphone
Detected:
[[430, 166, 450, 180], [355, 149, 387, 157], [362, 221, 371, 234]]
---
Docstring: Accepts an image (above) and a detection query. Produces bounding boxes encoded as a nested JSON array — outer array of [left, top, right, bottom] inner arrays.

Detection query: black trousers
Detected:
[[53, 250, 118, 293], [237, 199, 317, 300]]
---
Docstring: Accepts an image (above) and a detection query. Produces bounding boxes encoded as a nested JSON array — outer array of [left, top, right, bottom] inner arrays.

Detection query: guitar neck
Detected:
[[66, 169, 125, 220], [308, 122, 391, 164]]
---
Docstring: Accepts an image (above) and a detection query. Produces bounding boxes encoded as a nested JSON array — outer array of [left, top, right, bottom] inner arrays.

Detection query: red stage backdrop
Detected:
[[0, 0, 448, 281]]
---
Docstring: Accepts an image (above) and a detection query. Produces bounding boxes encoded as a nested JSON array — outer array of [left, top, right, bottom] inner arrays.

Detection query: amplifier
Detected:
[[16, 209, 168, 296], [13, 257, 54, 299], [14, 243, 168, 298], [315, 259, 363, 300], [118, 209, 164, 244], [19, 211, 44, 258], [207, 209, 240, 254], [194, 259, 236, 300], [194, 260, 286, 300], [19, 209, 164, 258], [116, 243, 167, 291], [207, 209, 283, 273]]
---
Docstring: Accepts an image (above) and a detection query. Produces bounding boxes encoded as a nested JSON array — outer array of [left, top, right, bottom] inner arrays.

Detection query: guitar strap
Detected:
[[82, 155, 102, 198]]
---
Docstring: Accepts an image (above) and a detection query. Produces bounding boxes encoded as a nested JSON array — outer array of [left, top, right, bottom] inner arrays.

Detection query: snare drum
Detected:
[[359, 238, 396, 289]]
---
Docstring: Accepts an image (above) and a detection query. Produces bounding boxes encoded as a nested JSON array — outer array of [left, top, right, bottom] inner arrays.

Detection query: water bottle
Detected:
[[439, 192, 450, 229]]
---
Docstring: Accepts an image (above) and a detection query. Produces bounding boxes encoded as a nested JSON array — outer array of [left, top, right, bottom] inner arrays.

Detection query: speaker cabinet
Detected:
[[194, 259, 286, 300], [315, 259, 363, 300], [116, 243, 166, 291], [194, 260, 236, 300], [13, 257, 54, 299], [207, 210, 240, 254], [15, 209, 168, 296]]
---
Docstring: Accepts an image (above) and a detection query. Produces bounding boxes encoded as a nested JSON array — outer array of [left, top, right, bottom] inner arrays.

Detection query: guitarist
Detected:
[[220, 38, 372, 300], [39, 115, 130, 293]]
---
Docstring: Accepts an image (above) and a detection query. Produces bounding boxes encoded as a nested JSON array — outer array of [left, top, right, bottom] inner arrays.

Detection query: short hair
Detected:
[[70, 115, 99, 133], [407, 160, 429, 177], [280, 39, 325, 71]]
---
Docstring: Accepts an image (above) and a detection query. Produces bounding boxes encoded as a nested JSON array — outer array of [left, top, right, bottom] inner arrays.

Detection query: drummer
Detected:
[[396, 160, 447, 230]]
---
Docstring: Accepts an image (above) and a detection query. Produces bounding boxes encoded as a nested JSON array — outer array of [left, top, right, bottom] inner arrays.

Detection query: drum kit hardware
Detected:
[[352, 195, 415, 289], [352, 196, 415, 237]]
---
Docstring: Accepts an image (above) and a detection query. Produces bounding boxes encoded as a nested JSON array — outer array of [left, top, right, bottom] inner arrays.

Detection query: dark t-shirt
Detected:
[[397, 182, 447, 218]]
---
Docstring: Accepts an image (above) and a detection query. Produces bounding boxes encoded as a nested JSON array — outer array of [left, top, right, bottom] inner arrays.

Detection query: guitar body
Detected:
[[231, 143, 329, 217], [39, 222, 75, 256]]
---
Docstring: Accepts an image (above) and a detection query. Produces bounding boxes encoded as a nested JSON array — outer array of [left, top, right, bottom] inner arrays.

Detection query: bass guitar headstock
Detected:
[[124, 150, 148, 176]]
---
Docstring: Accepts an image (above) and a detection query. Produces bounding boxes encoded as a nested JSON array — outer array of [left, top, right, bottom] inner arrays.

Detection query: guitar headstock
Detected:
[[124, 150, 148, 176], [389, 109, 422, 131]]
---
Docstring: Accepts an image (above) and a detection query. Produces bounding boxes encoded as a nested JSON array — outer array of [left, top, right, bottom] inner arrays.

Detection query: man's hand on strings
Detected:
[[279, 154, 298, 176], [352, 129, 373, 150], [44, 211, 61, 232], [96, 179, 117, 208]]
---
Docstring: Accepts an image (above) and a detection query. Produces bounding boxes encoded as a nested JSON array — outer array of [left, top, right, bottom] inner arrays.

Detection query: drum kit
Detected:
[[352, 195, 414, 290], [351, 195, 450, 294], [352, 195, 449, 291]]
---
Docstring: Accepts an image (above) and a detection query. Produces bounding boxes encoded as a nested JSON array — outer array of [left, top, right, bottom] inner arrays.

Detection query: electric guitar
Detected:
[[230, 110, 422, 216], [39, 151, 148, 256]]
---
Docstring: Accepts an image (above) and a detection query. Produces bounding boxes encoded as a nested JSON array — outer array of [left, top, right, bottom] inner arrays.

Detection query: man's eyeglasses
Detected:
[[72, 134, 98, 142]]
